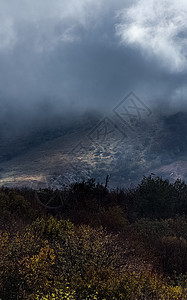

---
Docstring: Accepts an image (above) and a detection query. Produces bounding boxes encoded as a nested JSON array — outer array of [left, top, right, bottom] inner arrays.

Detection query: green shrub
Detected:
[[0, 190, 30, 218], [135, 175, 176, 219], [31, 216, 74, 242], [0, 189, 36, 224]]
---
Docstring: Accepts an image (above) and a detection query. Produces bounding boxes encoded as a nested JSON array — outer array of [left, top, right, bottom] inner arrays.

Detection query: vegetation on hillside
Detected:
[[0, 175, 187, 299]]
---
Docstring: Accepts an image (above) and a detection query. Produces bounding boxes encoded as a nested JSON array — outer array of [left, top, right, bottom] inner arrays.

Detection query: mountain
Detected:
[[0, 110, 186, 189]]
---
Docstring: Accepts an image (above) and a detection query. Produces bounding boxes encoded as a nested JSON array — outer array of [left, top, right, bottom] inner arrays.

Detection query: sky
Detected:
[[0, 0, 187, 138]]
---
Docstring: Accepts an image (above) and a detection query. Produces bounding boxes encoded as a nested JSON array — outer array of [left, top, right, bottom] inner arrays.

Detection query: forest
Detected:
[[0, 175, 187, 299]]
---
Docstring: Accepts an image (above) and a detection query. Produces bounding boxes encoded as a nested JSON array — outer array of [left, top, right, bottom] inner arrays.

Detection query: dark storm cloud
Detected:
[[0, 0, 186, 139]]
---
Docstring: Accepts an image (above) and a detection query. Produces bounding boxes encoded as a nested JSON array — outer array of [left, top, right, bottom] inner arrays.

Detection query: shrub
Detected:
[[96, 205, 129, 232], [31, 216, 74, 242], [166, 215, 187, 240], [35, 270, 187, 300], [18, 242, 56, 297], [135, 175, 176, 219], [54, 225, 124, 285], [0, 189, 38, 224], [35, 286, 76, 300], [133, 218, 171, 246], [161, 236, 187, 275], [0, 190, 30, 219]]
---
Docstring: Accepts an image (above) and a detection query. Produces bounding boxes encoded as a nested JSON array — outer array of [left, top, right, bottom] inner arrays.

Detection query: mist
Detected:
[[0, 0, 186, 140]]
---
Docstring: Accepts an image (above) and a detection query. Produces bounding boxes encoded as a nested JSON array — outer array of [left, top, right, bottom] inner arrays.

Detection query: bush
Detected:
[[18, 242, 56, 297], [166, 215, 187, 240], [35, 287, 76, 300], [96, 205, 129, 232], [0, 228, 44, 299], [133, 218, 171, 246], [135, 175, 176, 219], [31, 216, 74, 242], [55, 225, 124, 280], [0, 190, 30, 219], [35, 270, 187, 300], [161, 236, 187, 275]]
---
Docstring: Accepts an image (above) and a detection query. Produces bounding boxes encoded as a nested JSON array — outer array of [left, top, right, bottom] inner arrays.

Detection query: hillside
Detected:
[[0, 111, 186, 189], [0, 175, 187, 299]]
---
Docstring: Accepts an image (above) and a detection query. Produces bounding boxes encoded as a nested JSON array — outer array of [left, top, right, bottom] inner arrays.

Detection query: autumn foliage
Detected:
[[0, 176, 187, 299]]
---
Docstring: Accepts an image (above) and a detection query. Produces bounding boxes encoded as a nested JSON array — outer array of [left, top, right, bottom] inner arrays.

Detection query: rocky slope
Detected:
[[0, 110, 186, 189]]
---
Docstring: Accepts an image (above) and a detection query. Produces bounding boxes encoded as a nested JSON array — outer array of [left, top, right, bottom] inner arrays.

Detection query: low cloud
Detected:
[[116, 0, 187, 72], [0, 0, 186, 140]]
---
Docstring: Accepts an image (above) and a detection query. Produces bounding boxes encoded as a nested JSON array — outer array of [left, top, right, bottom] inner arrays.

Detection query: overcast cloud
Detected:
[[0, 0, 186, 137]]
